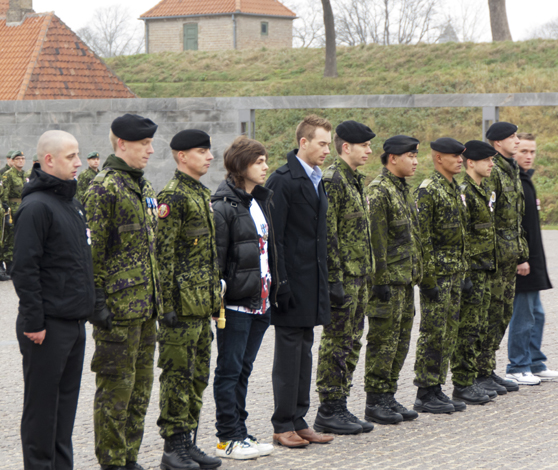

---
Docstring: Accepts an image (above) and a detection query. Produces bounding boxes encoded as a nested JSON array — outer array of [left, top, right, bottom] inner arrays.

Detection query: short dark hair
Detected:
[[223, 136, 268, 190], [517, 132, 535, 141], [295, 114, 332, 147], [333, 133, 348, 155], [380, 152, 389, 165]]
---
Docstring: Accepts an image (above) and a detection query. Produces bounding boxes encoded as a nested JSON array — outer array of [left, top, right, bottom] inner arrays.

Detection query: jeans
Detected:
[[213, 309, 270, 441], [506, 291, 548, 374]]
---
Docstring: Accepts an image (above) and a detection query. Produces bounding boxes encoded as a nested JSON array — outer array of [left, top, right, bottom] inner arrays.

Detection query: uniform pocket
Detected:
[[176, 272, 216, 317], [367, 296, 392, 319], [91, 326, 129, 375]]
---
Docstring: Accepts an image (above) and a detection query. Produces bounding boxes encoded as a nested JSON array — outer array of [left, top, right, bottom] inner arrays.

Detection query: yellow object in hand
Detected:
[[217, 279, 227, 329]]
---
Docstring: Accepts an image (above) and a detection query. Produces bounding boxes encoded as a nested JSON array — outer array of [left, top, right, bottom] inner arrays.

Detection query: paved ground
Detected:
[[2, 233, 558, 469]]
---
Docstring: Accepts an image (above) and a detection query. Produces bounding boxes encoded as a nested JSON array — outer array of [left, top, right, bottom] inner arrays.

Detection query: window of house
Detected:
[[261, 22, 269, 36]]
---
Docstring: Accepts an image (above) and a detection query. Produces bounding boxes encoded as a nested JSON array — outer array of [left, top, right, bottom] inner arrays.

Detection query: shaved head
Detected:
[[37, 130, 81, 180], [37, 130, 78, 163]]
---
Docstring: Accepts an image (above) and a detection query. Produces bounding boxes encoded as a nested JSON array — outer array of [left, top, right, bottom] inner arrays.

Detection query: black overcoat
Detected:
[[516, 168, 552, 292], [265, 150, 331, 327]]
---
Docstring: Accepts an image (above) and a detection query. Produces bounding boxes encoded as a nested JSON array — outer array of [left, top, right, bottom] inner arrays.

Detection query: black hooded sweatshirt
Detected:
[[12, 168, 95, 332]]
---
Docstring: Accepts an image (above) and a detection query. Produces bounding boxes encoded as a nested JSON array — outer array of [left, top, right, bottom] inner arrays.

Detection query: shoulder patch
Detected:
[[158, 203, 171, 219], [161, 179, 179, 193], [93, 169, 109, 183], [459, 182, 467, 192], [323, 168, 335, 181], [419, 178, 432, 189], [370, 175, 384, 187]]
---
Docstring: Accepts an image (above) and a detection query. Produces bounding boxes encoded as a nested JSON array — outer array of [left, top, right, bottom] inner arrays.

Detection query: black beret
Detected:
[[336, 120, 375, 144], [486, 121, 518, 141], [463, 140, 498, 161], [87, 151, 100, 159], [170, 129, 211, 151], [383, 135, 420, 155], [430, 138, 465, 155], [111, 114, 158, 141]]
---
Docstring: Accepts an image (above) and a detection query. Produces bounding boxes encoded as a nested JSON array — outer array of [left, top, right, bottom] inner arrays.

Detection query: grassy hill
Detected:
[[107, 40, 558, 223]]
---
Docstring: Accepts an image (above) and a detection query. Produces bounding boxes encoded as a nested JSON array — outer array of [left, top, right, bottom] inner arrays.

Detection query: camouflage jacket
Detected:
[[156, 169, 220, 318], [1, 167, 26, 214], [322, 157, 374, 283], [76, 167, 99, 203], [488, 154, 529, 265], [83, 157, 162, 322], [367, 167, 422, 286], [0, 164, 10, 176], [460, 174, 497, 272], [415, 170, 469, 289]]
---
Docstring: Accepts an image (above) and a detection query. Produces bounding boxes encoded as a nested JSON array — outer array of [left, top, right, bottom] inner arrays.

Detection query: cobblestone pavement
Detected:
[[2, 233, 558, 469]]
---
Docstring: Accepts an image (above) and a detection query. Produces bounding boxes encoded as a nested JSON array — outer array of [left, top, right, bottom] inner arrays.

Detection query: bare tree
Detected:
[[529, 17, 558, 39], [440, 0, 490, 43], [289, 0, 325, 47], [322, 0, 338, 77], [77, 5, 144, 58], [488, 0, 512, 41]]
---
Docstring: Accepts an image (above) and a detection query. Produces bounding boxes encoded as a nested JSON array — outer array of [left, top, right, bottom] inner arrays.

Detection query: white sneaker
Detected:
[[505, 372, 541, 385], [244, 435, 274, 457], [216, 440, 259, 460], [533, 369, 558, 381]]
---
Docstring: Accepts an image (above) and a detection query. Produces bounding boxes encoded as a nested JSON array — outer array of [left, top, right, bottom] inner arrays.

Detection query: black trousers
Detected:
[[16, 315, 86, 470], [271, 325, 314, 433]]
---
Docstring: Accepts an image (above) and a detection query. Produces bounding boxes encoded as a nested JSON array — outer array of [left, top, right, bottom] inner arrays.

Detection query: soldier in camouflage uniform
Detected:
[[314, 121, 375, 435], [76, 151, 101, 203], [365, 135, 422, 424], [1, 150, 27, 275], [475, 122, 527, 394], [156, 129, 222, 470], [450, 141, 501, 405], [0, 150, 14, 176], [0, 150, 14, 279], [413, 138, 470, 414], [84, 114, 162, 470]]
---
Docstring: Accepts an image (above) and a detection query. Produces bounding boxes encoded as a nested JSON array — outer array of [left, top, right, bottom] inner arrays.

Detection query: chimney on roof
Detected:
[[7, 0, 33, 24]]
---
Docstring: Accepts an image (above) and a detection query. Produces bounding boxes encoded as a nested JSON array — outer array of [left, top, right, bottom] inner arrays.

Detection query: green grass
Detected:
[[107, 39, 558, 223]]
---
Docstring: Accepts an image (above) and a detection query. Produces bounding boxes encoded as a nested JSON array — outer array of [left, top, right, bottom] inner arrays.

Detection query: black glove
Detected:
[[2, 202, 8, 211], [421, 286, 440, 302], [276, 291, 295, 314], [161, 310, 178, 328], [329, 281, 345, 306], [461, 277, 473, 296], [372, 285, 392, 302], [89, 288, 113, 330]]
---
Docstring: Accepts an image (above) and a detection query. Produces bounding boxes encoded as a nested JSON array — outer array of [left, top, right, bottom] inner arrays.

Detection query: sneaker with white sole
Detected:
[[505, 372, 541, 385], [533, 369, 558, 381], [216, 440, 259, 460], [244, 435, 274, 456]]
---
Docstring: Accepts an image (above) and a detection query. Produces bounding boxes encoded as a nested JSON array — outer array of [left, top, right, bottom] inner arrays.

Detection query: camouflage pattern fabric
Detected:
[[315, 158, 374, 402], [0, 178, 4, 249], [0, 164, 10, 176], [76, 167, 99, 203], [1, 167, 25, 264], [157, 318, 212, 437], [365, 284, 415, 393], [91, 318, 156, 466], [316, 275, 368, 401]]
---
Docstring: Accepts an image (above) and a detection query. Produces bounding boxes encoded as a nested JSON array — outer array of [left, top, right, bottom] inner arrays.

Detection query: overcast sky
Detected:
[[34, 0, 558, 41]]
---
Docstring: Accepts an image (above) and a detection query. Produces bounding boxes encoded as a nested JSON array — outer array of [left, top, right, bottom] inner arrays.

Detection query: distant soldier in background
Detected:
[[365, 135, 422, 425], [0, 149, 14, 176], [0, 174, 7, 281], [76, 151, 101, 203], [314, 120, 375, 435], [24, 154, 39, 180]]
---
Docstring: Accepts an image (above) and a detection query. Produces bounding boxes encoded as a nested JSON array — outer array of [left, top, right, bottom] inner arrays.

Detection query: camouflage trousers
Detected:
[[157, 317, 212, 438], [1, 220, 13, 264], [477, 263, 513, 376], [92, 318, 156, 467], [451, 270, 497, 386], [414, 273, 463, 388], [365, 284, 415, 394], [316, 275, 369, 402]]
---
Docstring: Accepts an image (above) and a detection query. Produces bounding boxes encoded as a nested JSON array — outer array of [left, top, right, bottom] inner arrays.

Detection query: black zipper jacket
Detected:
[[12, 168, 95, 332], [211, 179, 278, 310]]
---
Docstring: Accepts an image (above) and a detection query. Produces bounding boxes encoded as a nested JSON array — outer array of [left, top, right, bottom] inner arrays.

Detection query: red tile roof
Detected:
[[0, 12, 136, 100], [140, 0, 296, 19]]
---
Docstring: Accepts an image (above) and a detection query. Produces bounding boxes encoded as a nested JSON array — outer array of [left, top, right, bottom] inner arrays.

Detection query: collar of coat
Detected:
[[382, 166, 409, 192], [432, 169, 459, 194]]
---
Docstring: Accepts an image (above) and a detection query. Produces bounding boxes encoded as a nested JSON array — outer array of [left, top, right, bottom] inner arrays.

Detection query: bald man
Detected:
[[12, 130, 95, 470]]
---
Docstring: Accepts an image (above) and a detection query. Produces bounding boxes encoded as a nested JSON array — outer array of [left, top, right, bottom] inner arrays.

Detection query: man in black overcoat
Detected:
[[266, 115, 333, 447]]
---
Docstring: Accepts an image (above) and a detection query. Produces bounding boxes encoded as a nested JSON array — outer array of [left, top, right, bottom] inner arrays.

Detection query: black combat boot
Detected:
[[314, 399, 363, 434], [339, 396, 374, 433], [184, 433, 222, 469], [364, 392, 404, 424], [473, 381, 497, 399], [413, 386, 456, 414], [5, 261, 13, 276], [452, 384, 491, 405], [433, 384, 466, 412], [161, 434, 200, 470], [100, 466, 126, 470], [0, 263, 10, 281], [386, 393, 418, 421], [125, 462, 146, 470]]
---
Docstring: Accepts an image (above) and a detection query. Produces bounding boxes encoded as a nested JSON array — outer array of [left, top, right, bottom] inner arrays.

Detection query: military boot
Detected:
[[314, 400, 363, 434], [0, 264, 10, 281], [339, 396, 374, 433], [413, 386, 455, 414], [5, 261, 13, 276], [472, 381, 497, 399], [452, 384, 490, 405], [184, 433, 222, 469], [433, 384, 466, 412], [161, 433, 200, 470], [364, 392, 404, 424], [386, 393, 418, 421]]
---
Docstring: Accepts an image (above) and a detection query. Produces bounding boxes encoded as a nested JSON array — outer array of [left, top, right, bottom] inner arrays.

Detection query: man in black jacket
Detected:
[[266, 115, 333, 448], [505, 133, 558, 384], [12, 130, 95, 470]]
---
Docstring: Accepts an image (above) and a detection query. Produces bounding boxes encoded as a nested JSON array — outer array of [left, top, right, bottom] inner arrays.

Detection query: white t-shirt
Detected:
[[227, 199, 271, 315]]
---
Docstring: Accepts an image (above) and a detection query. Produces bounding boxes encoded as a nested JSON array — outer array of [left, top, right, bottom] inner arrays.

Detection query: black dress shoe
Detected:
[[452, 384, 490, 405]]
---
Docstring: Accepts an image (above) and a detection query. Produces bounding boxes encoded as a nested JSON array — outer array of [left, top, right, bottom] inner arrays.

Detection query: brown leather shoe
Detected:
[[296, 427, 334, 444], [273, 431, 310, 448]]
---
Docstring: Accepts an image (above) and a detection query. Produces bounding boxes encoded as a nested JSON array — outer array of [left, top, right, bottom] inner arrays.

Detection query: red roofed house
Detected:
[[140, 0, 296, 53], [0, 0, 135, 100]]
